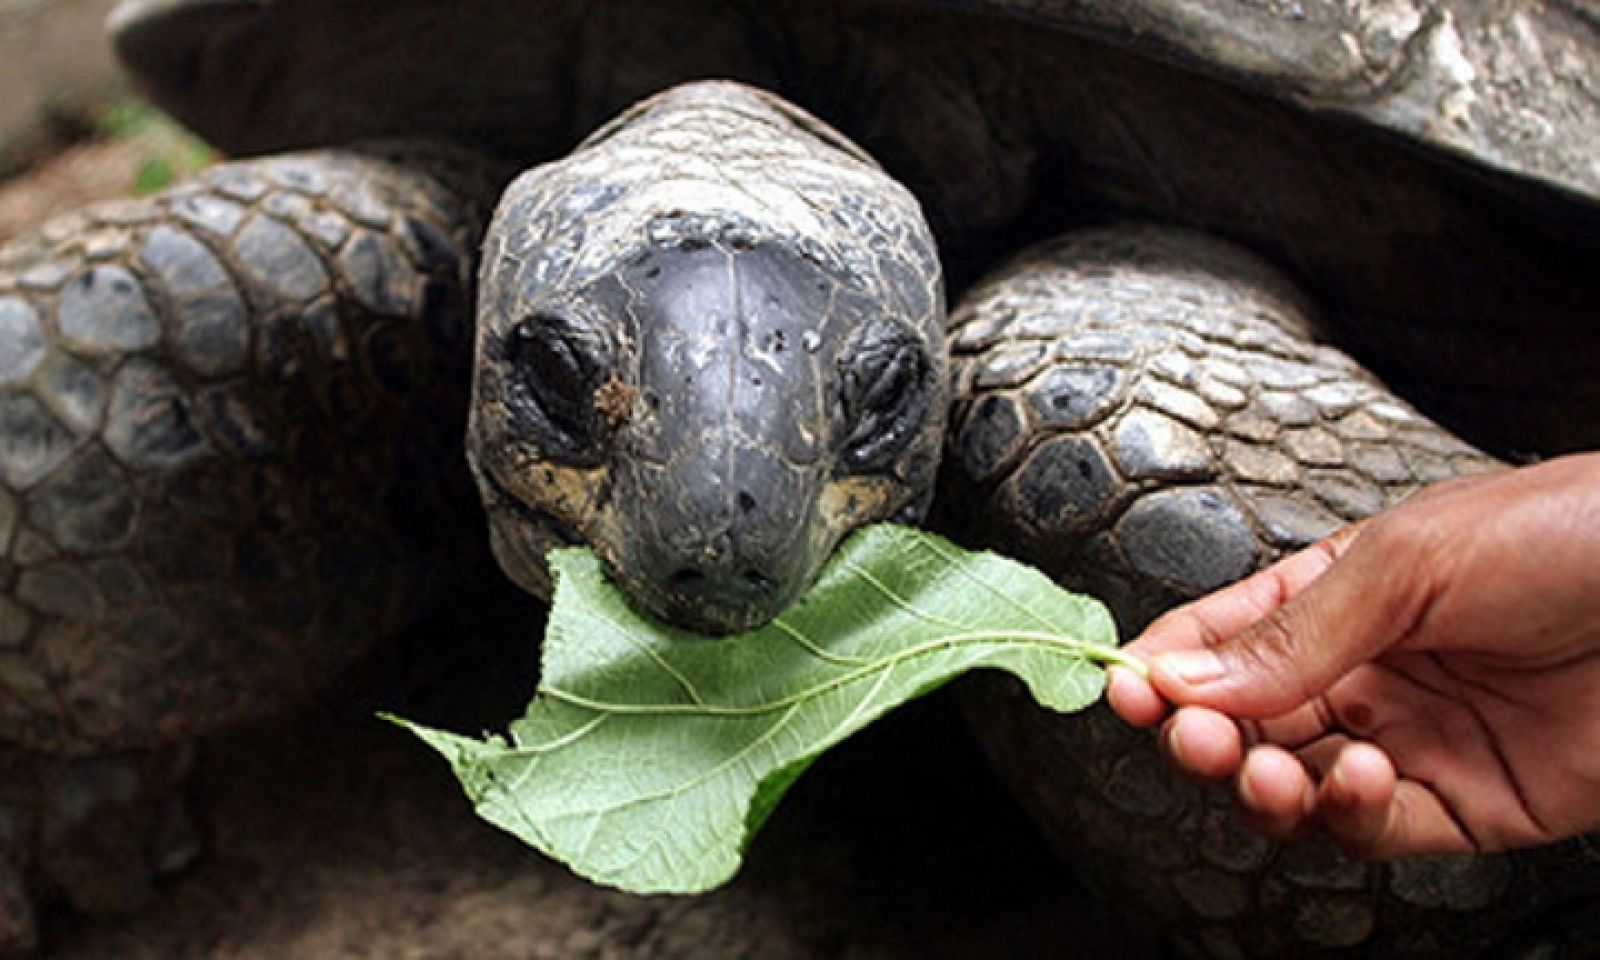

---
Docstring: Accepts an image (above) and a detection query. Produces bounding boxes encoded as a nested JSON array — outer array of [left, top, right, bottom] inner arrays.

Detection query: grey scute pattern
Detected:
[[16, 262, 73, 294], [25, 451, 135, 555], [0, 299, 43, 386], [947, 224, 1536, 957], [1138, 377, 1222, 431], [1280, 426, 1345, 466], [1026, 363, 1126, 429], [1116, 486, 1257, 593], [1012, 435, 1121, 534], [1306, 468, 1385, 519], [0, 396, 77, 491], [174, 293, 250, 378], [138, 226, 228, 294], [947, 224, 1501, 623], [1256, 389, 1317, 427], [171, 193, 244, 236], [0, 144, 499, 755], [1346, 441, 1412, 484], [232, 214, 328, 302], [1247, 491, 1344, 549], [55, 266, 160, 354], [1224, 438, 1298, 486], [102, 362, 210, 473], [339, 231, 414, 315], [206, 166, 268, 202], [954, 393, 1027, 484], [1222, 409, 1280, 445], [1109, 407, 1210, 480], [33, 354, 107, 435], [973, 342, 1047, 389]]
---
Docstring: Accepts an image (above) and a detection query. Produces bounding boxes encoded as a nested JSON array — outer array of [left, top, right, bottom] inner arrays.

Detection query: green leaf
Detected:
[[134, 155, 176, 195], [96, 99, 218, 195], [391, 524, 1136, 895]]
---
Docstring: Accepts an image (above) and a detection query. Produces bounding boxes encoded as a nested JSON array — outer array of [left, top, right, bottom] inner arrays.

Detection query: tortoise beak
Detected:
[[605, 428, 827, 637]]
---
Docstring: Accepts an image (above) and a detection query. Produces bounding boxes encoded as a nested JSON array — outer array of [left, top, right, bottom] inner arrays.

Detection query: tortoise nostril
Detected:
[[666, 565, 776, 595], [670, 568, 706, 589]]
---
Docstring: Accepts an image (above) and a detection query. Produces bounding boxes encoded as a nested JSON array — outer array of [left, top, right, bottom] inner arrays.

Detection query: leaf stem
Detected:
[[1096, 645, 1149, 678], [545, 629, 1147, 716]]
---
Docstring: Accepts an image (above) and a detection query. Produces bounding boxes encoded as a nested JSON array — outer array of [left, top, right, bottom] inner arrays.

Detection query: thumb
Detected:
[[1148, 526, 1419, 717]]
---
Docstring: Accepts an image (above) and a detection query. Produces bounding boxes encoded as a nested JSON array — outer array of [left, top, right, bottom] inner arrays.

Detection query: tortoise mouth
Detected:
[[613, 563, 809, 637], [600, 456, 831, 637], [463, 81, 950, 634]]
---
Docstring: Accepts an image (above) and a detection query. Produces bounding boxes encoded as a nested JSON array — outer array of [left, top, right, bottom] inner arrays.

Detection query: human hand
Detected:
[[1107, 452, 1600, 859]]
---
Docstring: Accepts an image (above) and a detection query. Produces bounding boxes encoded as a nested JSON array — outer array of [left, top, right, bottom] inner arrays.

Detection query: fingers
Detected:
[[1108, 525, 1363, 727], [1317, 743, 1478, 858], [1113, 524, 1363, 726], [1129, 523, 1363, 660], [1104, 463, 1600, 858], [1149, 701, 1477, 858], [1197, 728, 1478, 858], [1105, 665, 1166, 727], [1159, 707, 1243, 783], [1234, 745, 1316, 840], [1316, 743, 1400, 855], [1231, 740, 1477, 856], [1145, 523, 1433, 718]]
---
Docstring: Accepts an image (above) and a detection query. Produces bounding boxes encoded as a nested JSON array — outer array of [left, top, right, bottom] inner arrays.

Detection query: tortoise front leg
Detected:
[[0, 746, 196, 954], [0, 145, 500, 947], [941, 225, 1594, 957]]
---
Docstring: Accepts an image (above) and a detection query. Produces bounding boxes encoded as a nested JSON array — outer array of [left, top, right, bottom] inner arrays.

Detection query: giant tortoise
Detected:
[[1, 0, 1598, 955]]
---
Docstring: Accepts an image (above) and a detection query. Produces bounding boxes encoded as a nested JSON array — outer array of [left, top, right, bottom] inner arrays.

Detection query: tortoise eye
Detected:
[[503, 312, 612, 464], [838, 318, 932, 473]]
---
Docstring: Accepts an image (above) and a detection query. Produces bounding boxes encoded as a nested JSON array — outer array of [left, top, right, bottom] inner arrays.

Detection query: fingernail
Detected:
[[1237, 767, 1260, 810], [1155, 650, 1226, 687], [1162, 722, 1186, 765], [1326, 761, 1354, 809]]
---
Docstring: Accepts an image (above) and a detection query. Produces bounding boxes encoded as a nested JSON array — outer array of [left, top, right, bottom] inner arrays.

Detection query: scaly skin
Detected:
[[0, 748, 195, 954], [0, 146, 500, 950], [107, 1, 1600, 460], [469, 83, 945, 634], [1, 80, 1594, 956], [117, 0, 1600, 205], [945, 226, 1598, 957], [0, 147, 494, 753]]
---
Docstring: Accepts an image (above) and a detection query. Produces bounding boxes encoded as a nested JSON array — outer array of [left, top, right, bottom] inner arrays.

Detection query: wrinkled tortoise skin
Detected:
[[468, 83, 945, 634], [0, 0, 1591, 954], [946, 227, 1500, 623], [108, 0, 1600, 460], [0, 147, 496, 753], [944, 226, 1600, 956]]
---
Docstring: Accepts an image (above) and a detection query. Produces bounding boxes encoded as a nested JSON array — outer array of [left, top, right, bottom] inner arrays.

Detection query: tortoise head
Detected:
[[467, 83, 946, 635]]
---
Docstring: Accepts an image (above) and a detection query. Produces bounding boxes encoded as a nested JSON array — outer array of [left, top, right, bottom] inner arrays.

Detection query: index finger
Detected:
[[1129, 523, 1364, 661]]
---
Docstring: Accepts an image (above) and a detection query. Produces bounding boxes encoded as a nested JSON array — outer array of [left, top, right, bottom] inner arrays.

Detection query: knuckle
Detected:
[[1240, 605, 1303, 667], [1232, 604, 1327, 704]]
